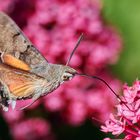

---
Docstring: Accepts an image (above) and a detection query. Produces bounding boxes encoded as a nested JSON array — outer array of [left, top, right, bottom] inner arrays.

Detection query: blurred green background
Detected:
[[103, 0, 140, 85]]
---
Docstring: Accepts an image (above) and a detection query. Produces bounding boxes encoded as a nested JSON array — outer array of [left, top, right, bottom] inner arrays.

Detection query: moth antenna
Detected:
[[76, 73, 132, 111], [66, 33, 84, 66]]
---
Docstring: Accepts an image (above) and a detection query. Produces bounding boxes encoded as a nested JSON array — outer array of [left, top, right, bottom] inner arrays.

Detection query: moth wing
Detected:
[[0, 12, 49, 76], [0, 64, 45, 99], [9, 81, 36, 98]]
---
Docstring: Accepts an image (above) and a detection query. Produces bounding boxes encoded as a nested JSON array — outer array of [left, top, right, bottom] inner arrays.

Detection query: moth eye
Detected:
[[63, 75, 69, 81]]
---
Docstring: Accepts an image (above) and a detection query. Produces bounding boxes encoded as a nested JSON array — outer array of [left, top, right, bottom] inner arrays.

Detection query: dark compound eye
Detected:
[[63, 75, 69, 81]]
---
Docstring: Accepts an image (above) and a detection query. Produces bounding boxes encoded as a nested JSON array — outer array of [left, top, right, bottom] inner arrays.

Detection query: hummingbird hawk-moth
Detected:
[[0, 12, 120, 111], [0, 11, 79, 111]]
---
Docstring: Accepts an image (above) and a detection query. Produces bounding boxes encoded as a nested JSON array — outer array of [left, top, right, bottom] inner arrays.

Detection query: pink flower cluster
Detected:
[[101, 80, 140, 140], [23, 0, 122, 73], [0, 0, 122, 139]]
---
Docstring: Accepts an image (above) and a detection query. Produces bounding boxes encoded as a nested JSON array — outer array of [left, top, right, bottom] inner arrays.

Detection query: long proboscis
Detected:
[[66, 34, 84, 66], [76, 73, 131, 111]]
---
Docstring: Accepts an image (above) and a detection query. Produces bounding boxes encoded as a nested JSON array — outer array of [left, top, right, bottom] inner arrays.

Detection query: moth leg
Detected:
[[0, 51, 5, 63], [0, 85, 10, 111], [1, 84, 17, 110], [8, 100, 16, 110], [0, 96, 9, 111], [6, 99, 16, 110], [1, 97, 9, 112], [0, 98, 9, 111], [19, 94, 41, 110]]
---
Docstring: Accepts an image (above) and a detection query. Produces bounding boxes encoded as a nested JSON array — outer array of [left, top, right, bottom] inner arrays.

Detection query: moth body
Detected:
[[0, 12, 77, 110], [0, 63, 76, 110]]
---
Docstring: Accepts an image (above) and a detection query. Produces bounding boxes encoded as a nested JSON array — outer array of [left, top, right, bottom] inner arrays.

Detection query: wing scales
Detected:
[[0, 12, 49, 77]]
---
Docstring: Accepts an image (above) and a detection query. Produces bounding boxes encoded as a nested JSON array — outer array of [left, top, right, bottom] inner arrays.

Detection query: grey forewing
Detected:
[[0, 12, 49, 77]]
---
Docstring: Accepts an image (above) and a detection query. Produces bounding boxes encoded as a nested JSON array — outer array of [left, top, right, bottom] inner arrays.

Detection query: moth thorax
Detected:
[[34, 79, 49, 94]]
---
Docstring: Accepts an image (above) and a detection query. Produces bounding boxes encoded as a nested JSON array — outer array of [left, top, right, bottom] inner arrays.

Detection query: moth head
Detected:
[[60, 34, 83, 82], [61, 66, 76, 81]]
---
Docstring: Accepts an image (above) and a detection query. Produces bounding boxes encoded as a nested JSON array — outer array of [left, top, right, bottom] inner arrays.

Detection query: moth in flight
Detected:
[[0, 12, 119, 111]]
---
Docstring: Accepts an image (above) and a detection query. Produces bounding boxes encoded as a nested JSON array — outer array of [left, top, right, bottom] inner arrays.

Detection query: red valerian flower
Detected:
[[101, 80, 140, 140]]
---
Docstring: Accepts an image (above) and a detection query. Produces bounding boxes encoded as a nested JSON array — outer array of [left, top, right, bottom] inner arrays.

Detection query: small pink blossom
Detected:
[[101, 113, 125, 135], [123, 84, 137, 103], [0, 0, 16, 12], [102, 80, 140, 139], [63, 100, 88, 125], [3, 110, 23, 124], [103, 138, 111, 140], [12, 118, 54, 140], [44, 91, 65, 112]]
